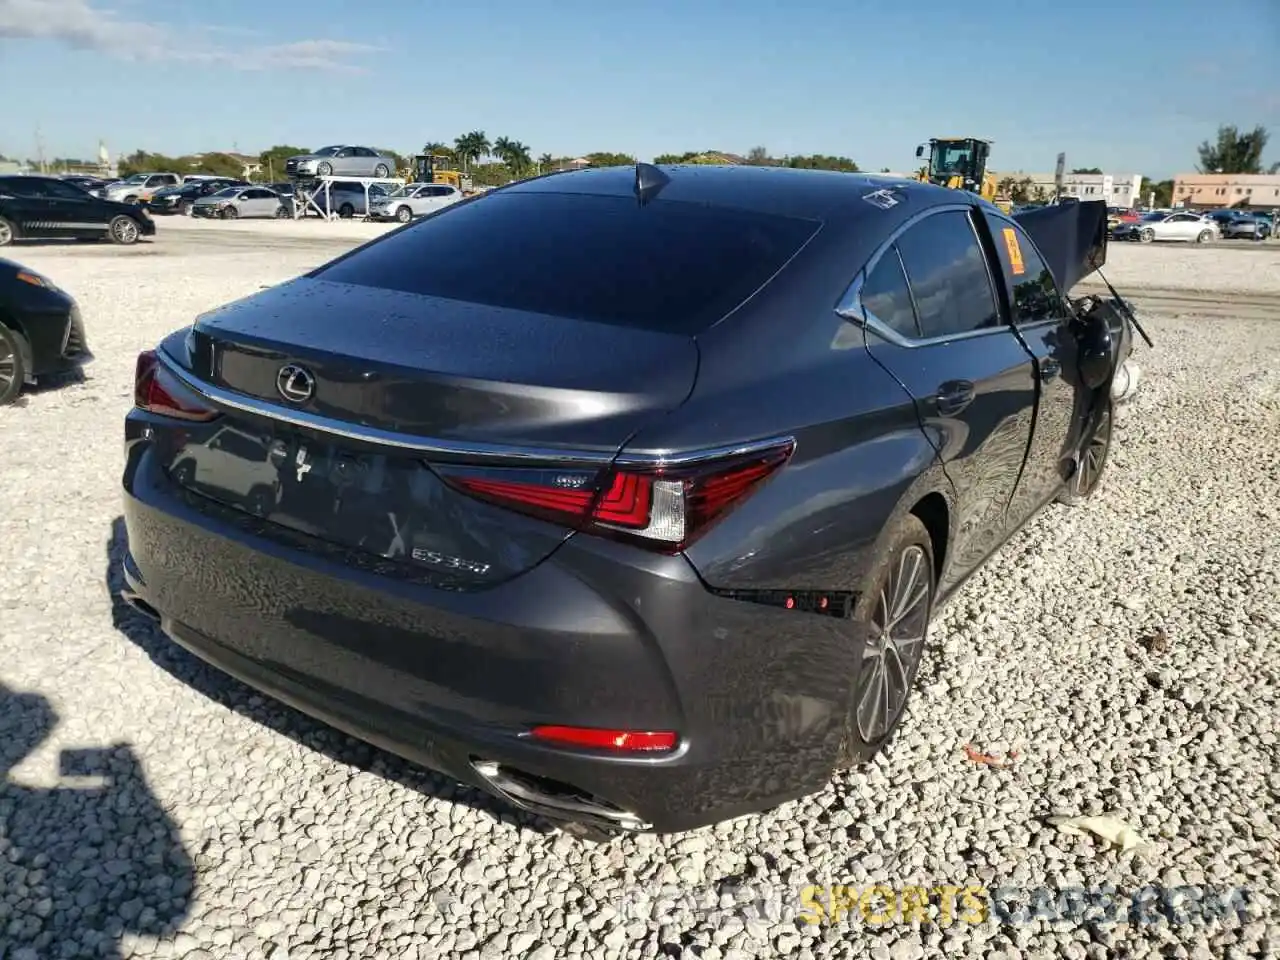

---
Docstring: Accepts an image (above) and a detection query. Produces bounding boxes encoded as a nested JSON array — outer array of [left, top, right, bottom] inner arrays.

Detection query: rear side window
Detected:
[[861, 248, 919, 338], [983, 216, 1068, 327], [895, 210, 1000, 339], [314, 192, 820, 334]]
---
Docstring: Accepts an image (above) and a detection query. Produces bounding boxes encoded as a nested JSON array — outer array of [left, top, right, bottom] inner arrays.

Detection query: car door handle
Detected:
[[936, 380, 975, 415], [1039, 359, 1061, 381]]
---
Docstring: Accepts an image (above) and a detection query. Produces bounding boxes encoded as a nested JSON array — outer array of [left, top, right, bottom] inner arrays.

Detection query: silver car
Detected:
[[192, 186, 290, 220], [1113, 211, 1218, 244], [285, 146, 398, 180], [368, 182, 463, 222]]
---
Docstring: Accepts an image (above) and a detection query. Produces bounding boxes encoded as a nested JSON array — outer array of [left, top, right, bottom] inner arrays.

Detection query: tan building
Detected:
[[1173, 173, 1280, 210]]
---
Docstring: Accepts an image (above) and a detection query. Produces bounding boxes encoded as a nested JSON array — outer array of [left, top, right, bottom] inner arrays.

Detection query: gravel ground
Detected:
[[1, 230, 1278, 960]]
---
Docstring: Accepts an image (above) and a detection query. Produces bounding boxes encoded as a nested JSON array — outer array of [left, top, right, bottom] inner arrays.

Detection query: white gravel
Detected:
[[1, 228, 1278, 960]]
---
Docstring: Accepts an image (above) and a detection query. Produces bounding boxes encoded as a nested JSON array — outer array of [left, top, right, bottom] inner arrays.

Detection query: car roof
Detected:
[[501, 163, 967, 224]]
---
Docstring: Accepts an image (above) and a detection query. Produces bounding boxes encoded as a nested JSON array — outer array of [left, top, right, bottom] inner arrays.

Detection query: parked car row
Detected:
[[1105, 206, 1273, 243]]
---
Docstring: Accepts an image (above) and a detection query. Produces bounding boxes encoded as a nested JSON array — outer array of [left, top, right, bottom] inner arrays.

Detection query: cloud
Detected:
[[0, 0, 378, 72]]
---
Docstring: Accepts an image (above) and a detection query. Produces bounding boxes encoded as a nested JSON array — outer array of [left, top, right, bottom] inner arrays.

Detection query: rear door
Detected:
[[859, 206, 1038, 589], [981, 211, 1082, 522]]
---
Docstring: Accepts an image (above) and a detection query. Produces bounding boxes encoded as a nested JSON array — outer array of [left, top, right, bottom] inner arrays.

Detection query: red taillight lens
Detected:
[[134, 350, 218, 422], [442, 439, 795, 552], [529, 725, 677, 753]]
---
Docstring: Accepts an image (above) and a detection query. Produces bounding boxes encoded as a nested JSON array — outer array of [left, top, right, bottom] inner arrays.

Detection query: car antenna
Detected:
[[634, 162, 670, 206]]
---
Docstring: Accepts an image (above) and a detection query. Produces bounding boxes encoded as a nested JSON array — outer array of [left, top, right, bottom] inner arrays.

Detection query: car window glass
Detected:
[[45, 180, 88, 200], [984, 218, 1067, 327], [895, 210, 1000, 338], [860, 247, 919, 338], [315, 192, 821, 334]]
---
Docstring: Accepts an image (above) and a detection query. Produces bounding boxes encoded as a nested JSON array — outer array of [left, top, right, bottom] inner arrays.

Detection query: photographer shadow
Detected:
[[0, 681, 193, 959]]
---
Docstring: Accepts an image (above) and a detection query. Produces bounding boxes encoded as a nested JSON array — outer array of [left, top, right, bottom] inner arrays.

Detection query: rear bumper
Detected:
[[120, 420, 858, 833]]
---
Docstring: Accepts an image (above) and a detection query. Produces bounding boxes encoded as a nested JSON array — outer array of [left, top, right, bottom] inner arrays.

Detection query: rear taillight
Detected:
[[134, 350, 218, 422], [441, 439, 795, 553]]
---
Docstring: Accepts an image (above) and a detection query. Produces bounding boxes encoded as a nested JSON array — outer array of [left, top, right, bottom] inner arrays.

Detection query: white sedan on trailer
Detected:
[[368, 183, 463, 223]]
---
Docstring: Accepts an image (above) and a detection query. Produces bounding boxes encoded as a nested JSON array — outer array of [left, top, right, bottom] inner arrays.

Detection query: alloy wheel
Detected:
[[1072, 406, 1112, 498], [0, 219, 12, 245], [855, 544, 931, 742], [0, 335, 17, 399], [112, 217, 139, 244]]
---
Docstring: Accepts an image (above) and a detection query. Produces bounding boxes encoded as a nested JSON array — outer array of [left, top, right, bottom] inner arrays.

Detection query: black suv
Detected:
[[147, 178, 247, 216], [0, 176, 156, 246]]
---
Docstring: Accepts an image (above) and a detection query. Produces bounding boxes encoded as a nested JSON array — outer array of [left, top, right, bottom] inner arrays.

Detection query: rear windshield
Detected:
[[312, 192, 820, 334]]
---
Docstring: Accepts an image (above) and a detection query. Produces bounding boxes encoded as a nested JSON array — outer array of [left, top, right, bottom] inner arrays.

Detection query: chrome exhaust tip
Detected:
[[471, 759, 651, 832]]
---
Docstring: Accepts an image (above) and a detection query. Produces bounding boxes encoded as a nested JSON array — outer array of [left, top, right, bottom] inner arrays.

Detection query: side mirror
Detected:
[[1077, 311, 1115, 390], [915, 145, 924, 158]]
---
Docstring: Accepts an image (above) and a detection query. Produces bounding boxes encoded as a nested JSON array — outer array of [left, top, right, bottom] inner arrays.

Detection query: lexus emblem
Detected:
[[276, 364, 315, 404]]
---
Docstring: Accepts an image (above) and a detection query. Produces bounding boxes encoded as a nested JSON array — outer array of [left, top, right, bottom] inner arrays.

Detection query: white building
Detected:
[[1060, 173, 1142, 208]]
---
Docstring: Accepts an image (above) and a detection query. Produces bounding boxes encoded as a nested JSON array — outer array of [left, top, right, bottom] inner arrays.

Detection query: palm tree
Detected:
[[452, 131, 490, 173], [422, 141, 453, 158], [507, 141, 532, 177], [537, 152, 553, 173], [491, 136, 516, 167]]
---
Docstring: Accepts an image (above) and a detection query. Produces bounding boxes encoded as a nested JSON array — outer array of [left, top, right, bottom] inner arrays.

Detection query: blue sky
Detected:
[[1, 0, 1277, 178]]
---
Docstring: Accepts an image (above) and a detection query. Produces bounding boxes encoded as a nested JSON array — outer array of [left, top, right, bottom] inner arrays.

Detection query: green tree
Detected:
[[584, 151, 636, 166], [653, 152, 697, 164], [119, 151, 186, 176], [1138, 177, 1173, 208], [537, 152, 553, 173], [1196, 124, 1269, 174], [453, 131, 491, 173], [1071, 167, 1102, 174], [421, 141, 454, 158], [747, 146, 771, 165], [785, 154, 859, 172], [258, 145, 308, 181], [497, 140, 532, 177]]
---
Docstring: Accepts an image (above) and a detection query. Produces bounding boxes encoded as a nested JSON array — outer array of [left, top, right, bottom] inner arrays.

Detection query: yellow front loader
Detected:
[[914, 137, 1012, 213]]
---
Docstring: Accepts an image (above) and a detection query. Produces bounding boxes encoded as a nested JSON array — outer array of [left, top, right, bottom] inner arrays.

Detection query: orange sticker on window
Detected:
[[1002, 227, 1026, 275]]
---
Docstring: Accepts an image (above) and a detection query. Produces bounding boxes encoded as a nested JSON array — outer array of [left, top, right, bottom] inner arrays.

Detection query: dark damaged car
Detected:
[[120, 166, 1142, 835]]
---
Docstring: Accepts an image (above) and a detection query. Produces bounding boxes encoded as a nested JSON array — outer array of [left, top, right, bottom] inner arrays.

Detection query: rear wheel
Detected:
[[1195, 229, 1213, 244], [179, 200, 193, 216], [1058, 401, 1113, 506], [274, 205, 288, 219], [108, 215, 140, 245], [338, 203, 355, 219], [0, 324, 26, 406], [837, 513, 935, 766], [0, 216, 14, 246]]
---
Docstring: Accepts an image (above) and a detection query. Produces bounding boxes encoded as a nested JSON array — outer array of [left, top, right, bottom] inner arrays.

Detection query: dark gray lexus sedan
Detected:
[[120, 165, 1132, 836]]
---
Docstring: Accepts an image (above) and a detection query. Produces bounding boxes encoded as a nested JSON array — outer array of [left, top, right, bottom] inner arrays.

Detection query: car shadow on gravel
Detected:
[[104, 517, 556, 839], [0, 680, 194, 959]]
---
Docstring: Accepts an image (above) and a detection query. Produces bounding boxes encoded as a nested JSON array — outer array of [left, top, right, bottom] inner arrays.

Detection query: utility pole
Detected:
[[35, 124, 47, 174]]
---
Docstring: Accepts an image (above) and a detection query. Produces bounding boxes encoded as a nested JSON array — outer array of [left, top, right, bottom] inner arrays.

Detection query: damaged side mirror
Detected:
[[1075, 307, 1115, 391]]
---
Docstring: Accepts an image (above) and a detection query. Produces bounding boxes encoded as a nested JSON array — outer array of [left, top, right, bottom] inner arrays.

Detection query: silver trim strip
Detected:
[[155, 348, 795, 468]]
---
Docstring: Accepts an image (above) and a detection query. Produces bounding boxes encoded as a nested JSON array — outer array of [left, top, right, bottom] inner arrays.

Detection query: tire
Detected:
[[0, 324, 25, 406], [836, 513, 935, 767], [1058, 400, 1113, 506], [338, 203, 355, 219], [274, 205, 288, 219], [108, 215, 140, 245], [395, 205, 413, 223], [373, 163, 390, 178], [317, 162, 333, 177], [1138, 228, 1154, 243], [246, 486, 275, 517], [0, 216, 15, 247], [179, 200, 193, 216], [220, 206, 238, 220], [1195, 229, 1213, 244]]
